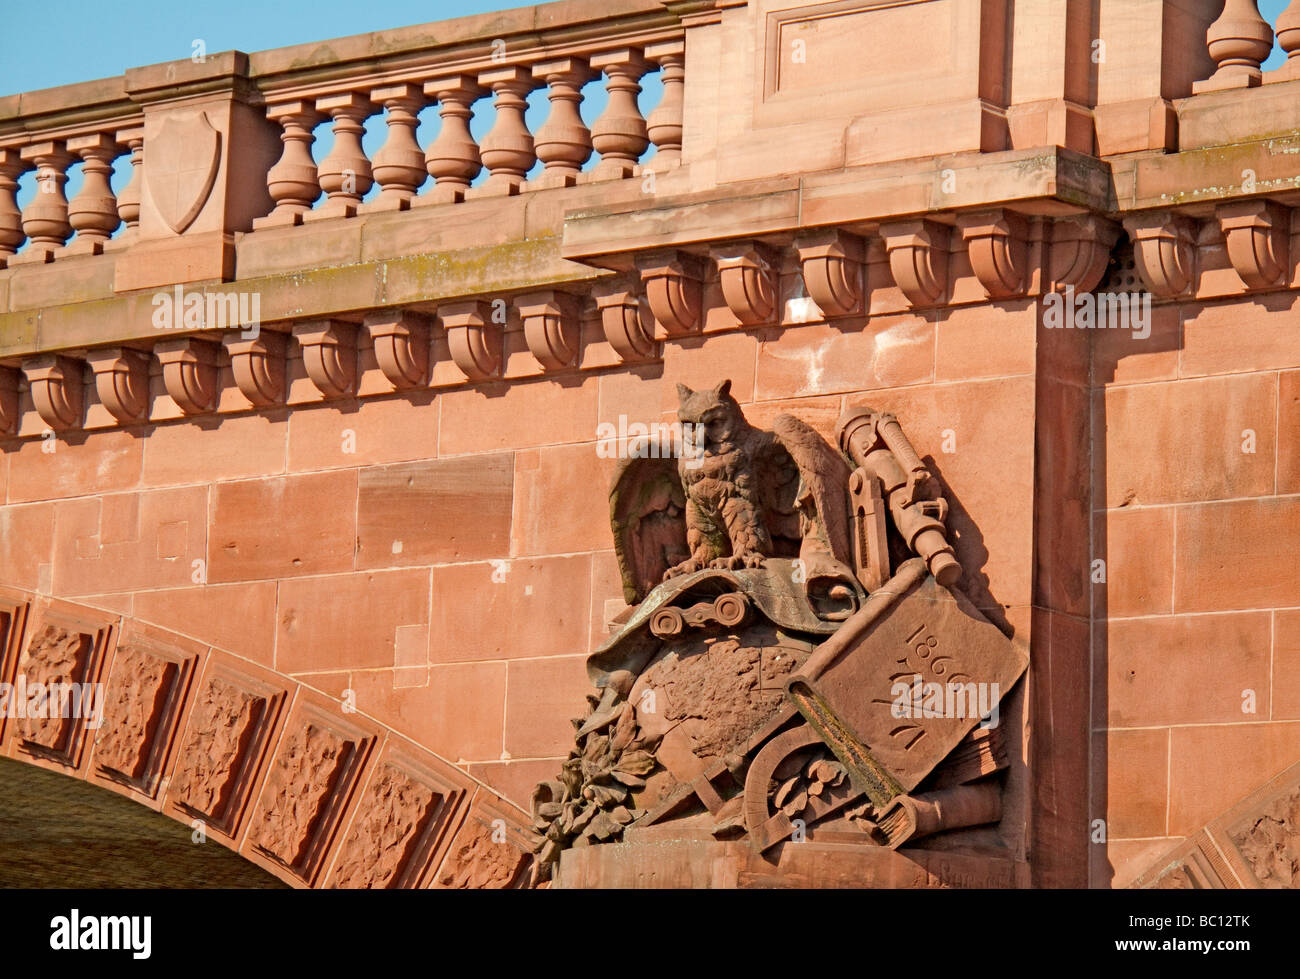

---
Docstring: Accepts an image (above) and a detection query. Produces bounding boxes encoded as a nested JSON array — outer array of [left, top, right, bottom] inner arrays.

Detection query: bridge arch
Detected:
[[0, 588, 533, 888]]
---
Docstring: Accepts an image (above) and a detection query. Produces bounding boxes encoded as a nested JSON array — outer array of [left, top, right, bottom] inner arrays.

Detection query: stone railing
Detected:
[[0, 0, 1299, 441], [0, 0, 695, 276]]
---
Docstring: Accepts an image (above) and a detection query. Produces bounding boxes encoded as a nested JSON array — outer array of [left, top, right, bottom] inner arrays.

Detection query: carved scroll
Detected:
[[1123, 211, 1198, 298], [636, 250, 705, 336], [880, 219, 950, 307], [516, 290, 581, 371], [593, 279, 656, 361], [154, 338, 222, 415], [712, 241, 779, 326], [440, 300, 501, 381], [293, 320, 358, 399], [86, 347, 151, 424], [23, 355, 84, 431], [365, 310, 431, 389], [797, 229, 866, 318], [227, 331, 288, 407], [1217, 199, 1291, 290]]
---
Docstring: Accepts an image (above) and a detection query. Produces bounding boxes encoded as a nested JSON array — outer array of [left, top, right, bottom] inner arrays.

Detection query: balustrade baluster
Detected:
[[531, 58, 594, 189], [589, 49, 651, 180], [1276, 0, 1300, 79], [419, 76, 484, 205], [0, 149, 28, 268], [367, 84, 427, 211], [66, 133, 122, 254], [254, 102, 321, 228], [645, 41, 685, 169], [114, 128, 144, 235], [16, 141, 73, 263], [1194, 0, 1274, 91], [313, 93, 375, 219], [468, 67, 537, 198]]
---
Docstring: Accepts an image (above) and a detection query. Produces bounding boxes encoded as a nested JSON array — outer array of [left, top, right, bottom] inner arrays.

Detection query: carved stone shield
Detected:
[[146, 112, 221, 234]]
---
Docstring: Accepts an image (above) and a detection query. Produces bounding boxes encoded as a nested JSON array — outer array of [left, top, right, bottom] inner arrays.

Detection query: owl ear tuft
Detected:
[[714, 378, 732, 398], [676, 383, 694, 404]]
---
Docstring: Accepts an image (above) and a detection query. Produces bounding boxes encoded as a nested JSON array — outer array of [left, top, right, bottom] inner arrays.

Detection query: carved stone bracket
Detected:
[[1123, 211, 1198, 298], [593, 279, 657, 362], [85, 347, 151, 424], [0, 366, 19, 436], [879, 219, 950, 308], [293, 320, 358, 399], [1048, 215, 1122, 294], [227, 331, 288, 407], [1217, 199, 1291, 290], [712, 240, 780, 326], [635, 250, 706, 336], [957, 210, 1030, 299], [155, 338, 222, 415], [23, 354, 84, 431], [365, 310, 431, 389], [440, 300, 501, 381], [796, 229, 866, 318], [516, 290, 581, 371]]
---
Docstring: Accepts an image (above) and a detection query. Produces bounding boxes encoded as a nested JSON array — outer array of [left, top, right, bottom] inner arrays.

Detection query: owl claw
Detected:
[[708, 552, 766, 571], [663, 558, 706, 581]]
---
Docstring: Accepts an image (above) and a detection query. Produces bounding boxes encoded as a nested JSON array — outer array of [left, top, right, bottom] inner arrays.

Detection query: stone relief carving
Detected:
[[530, 380, 1028, 884], [94, 644, 174, 783], [332, 765, 444, 889]]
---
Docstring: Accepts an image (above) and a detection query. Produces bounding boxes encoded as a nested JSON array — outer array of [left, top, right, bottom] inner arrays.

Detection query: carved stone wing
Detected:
[[609, 454, 689, 605], [765, 413, 853, 569]]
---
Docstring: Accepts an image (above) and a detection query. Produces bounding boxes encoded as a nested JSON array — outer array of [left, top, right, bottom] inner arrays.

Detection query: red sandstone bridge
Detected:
[[0, 0, 1298, 888]]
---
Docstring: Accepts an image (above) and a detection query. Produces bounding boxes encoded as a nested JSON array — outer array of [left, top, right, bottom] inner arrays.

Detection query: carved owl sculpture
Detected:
[[609, 379, 853, 605]]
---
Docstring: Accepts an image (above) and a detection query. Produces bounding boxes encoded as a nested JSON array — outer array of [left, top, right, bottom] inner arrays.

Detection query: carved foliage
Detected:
[[1231, 786, 1300, 888], [253, 720, 356, 874], [173, 672, 280, 832], [93, 640, 194, 794], [331, 763, 450, 888], [435, 812, 529, 889], [16, 624, 93, 756]]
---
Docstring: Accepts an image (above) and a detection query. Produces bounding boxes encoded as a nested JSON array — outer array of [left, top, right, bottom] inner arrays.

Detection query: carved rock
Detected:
[[879, 219, 950, 307], [1048, 214, 1122, 294], [332, 764, 445, 888], [365, 310, 431, 389], [85, 347, 151, 424], [593, 280, 656, 361], [227, 330, 288, 407], [293, 320, 358, 399], [712, 241, 780, 326], [16, 624, 92, 756], [516, 290, 581, 370], [440, 300, 501, 381], [154, 338, 222, 415], [94, 644, 178, 785], [174, 674, 274, 830], [436, 815, 529, 889], [636, 251, 706, 336], [23, 354, 84, 431], [957, 209, 1030, 299], [253, 720, 359, 877], [796, 229, 866, 318], [1217, 198, 1292, 290], [1123, 211, 1198, 298]]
